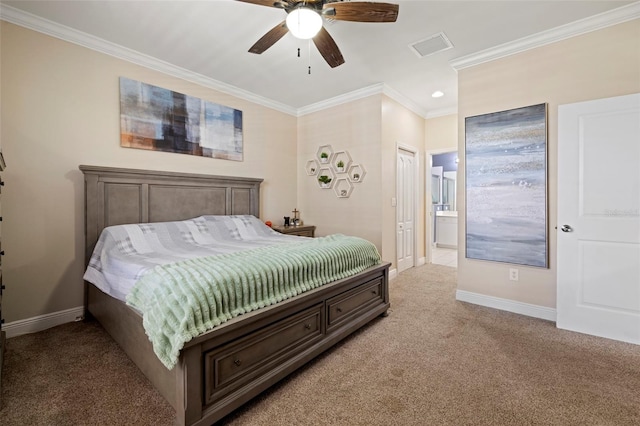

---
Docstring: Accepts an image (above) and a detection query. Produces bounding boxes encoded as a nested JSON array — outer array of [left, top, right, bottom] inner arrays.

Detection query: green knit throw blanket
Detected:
[[126, 234, 381, 370]]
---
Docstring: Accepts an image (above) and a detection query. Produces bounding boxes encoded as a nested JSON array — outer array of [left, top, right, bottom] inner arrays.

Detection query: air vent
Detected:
[[409, 32, 453, 58]]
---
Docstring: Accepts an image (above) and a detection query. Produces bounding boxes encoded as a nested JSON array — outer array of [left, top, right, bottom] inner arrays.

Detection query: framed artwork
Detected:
[[465, 103, 548, 268], [119, 77, 243, 161]]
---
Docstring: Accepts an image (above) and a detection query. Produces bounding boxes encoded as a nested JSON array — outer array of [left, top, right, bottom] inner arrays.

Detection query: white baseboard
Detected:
[[3, 306, 84, 338], [456, 290, 556, 322], [389, 268, 398, 280], [390, 258, 424, 280]]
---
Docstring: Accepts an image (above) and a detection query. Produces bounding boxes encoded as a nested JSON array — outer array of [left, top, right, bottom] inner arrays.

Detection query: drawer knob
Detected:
[[371, 290, 377, 295], [336, 307, 342, 313], [233, 358, 242, 367], [304, 323, 311, 330], [0, 251, 4, 256]]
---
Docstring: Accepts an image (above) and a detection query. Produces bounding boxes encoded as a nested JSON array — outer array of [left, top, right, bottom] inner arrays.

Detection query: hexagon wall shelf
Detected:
[[347, 163, 366, 183], [316, 167, 335, 189], [307, 146, 366, 198], [306, 159, 319, 176], [332, 150, 352, 174], [316, 145, 333, 165], [334, 178, 354, 198]]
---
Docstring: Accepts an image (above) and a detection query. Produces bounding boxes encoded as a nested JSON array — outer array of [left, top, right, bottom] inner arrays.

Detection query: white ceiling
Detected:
[[2, 0, 637, 117]]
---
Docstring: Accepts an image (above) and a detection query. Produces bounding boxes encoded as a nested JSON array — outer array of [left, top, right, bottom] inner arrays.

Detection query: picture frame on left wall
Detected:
[[119, 77, 243, 161]]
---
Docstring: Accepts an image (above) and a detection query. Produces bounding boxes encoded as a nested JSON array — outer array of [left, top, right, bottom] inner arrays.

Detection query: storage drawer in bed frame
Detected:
[[327, 276, 384, 332], [195, 268, 389, 424], [204, 303, 324, 404]]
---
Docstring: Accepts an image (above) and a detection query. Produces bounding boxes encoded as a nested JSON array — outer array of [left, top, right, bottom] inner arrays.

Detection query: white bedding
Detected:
[[83, 215, 304, 302]]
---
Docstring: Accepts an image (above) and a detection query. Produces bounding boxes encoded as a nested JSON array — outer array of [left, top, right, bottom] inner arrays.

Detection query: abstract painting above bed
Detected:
[[83, 215, 382, 369]]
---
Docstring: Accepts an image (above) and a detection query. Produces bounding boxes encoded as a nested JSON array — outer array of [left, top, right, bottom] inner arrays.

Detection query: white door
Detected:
[[397, 148, 415, 273], [557, 93, 640, 344]]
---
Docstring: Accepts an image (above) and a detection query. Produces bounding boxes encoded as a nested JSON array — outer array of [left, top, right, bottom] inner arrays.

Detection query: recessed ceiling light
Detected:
[[432, 91, 444, 98]]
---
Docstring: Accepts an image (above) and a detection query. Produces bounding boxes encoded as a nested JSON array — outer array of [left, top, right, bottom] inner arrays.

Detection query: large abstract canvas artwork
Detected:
[[465, 103, 548, 268], [119, 77, 243, 161]]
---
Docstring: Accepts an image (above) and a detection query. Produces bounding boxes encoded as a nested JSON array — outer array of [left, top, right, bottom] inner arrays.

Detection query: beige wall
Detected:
[[457, 19, 640, 308], [381, 96, 426, 266], [297, 95, 384, 251], [425, 114, 458, 152], [1, 23, 298, 323], [297, 94, 426, 268]]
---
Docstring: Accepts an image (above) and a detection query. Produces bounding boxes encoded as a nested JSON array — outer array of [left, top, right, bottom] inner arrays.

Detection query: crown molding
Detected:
[[297, 83, 386, 116], [450, 1, 640, 71], [297, 83, 430, 118], [425, 107, 458, 119], [1, 4, 436, 119], [382, 84, 428, 118], [0, 4, 298, 116]]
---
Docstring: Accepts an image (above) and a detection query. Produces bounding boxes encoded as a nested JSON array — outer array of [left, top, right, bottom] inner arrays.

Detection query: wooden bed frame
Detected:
[[80, 165, 390, 426]]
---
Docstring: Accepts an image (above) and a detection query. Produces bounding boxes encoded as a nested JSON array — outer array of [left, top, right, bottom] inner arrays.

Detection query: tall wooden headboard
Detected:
[[80, 165, 263, 264]]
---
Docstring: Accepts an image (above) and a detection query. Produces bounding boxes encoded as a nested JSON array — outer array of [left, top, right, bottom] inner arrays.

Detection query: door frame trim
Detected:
[[396, 143, 419, 272]]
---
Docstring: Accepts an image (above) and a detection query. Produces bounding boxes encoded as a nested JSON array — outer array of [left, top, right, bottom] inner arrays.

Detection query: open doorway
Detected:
[[427, 150, 458, 268]]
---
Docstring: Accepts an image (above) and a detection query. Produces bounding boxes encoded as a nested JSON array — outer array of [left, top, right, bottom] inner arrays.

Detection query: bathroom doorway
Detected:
[[427, 149, 458, 268]]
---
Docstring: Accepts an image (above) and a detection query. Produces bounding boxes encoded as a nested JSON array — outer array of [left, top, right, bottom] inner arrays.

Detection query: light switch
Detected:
[[391, 197, 397, 207]]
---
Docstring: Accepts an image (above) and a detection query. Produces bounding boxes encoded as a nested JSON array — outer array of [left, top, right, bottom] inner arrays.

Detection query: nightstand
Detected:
[[272, 225, 315, 237]]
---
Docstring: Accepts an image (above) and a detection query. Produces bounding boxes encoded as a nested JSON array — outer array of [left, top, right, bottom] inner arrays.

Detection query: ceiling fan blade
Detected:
[[313, 27, 345, 68], [324, 2, 399, 22], [249, 21, 289, 54], [236, 0, 283, 8]]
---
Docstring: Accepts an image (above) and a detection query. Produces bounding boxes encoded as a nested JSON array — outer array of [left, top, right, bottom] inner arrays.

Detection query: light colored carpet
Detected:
[[1, 263, 639, 425]]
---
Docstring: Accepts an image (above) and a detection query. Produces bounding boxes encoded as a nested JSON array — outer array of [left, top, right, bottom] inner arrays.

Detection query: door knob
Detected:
[[561, 225, 573, 232]]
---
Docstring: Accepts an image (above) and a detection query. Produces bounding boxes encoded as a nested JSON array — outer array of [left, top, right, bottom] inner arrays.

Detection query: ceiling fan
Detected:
[[237, 0, 399, 68]]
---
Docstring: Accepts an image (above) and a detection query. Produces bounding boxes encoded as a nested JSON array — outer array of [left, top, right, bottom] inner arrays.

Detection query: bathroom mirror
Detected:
[[442, 175, 456, 211]]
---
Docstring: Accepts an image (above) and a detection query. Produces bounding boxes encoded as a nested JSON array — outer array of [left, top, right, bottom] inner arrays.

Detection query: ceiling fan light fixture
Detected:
[[286, 8, 322, 40]]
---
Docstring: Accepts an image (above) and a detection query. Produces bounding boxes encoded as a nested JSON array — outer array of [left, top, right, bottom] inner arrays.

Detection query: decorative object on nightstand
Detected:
[[272, 224, 316, 237], [291, 208, 301, 226], [273, 208, 313, 236]]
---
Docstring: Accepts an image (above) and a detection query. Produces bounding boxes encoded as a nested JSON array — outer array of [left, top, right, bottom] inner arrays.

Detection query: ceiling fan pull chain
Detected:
[[308, 39, 311, 74], [297, 48, 300, 58]]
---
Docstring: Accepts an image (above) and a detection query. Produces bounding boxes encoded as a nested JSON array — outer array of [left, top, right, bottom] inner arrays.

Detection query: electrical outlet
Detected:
[[509, 268, 519, 281]]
